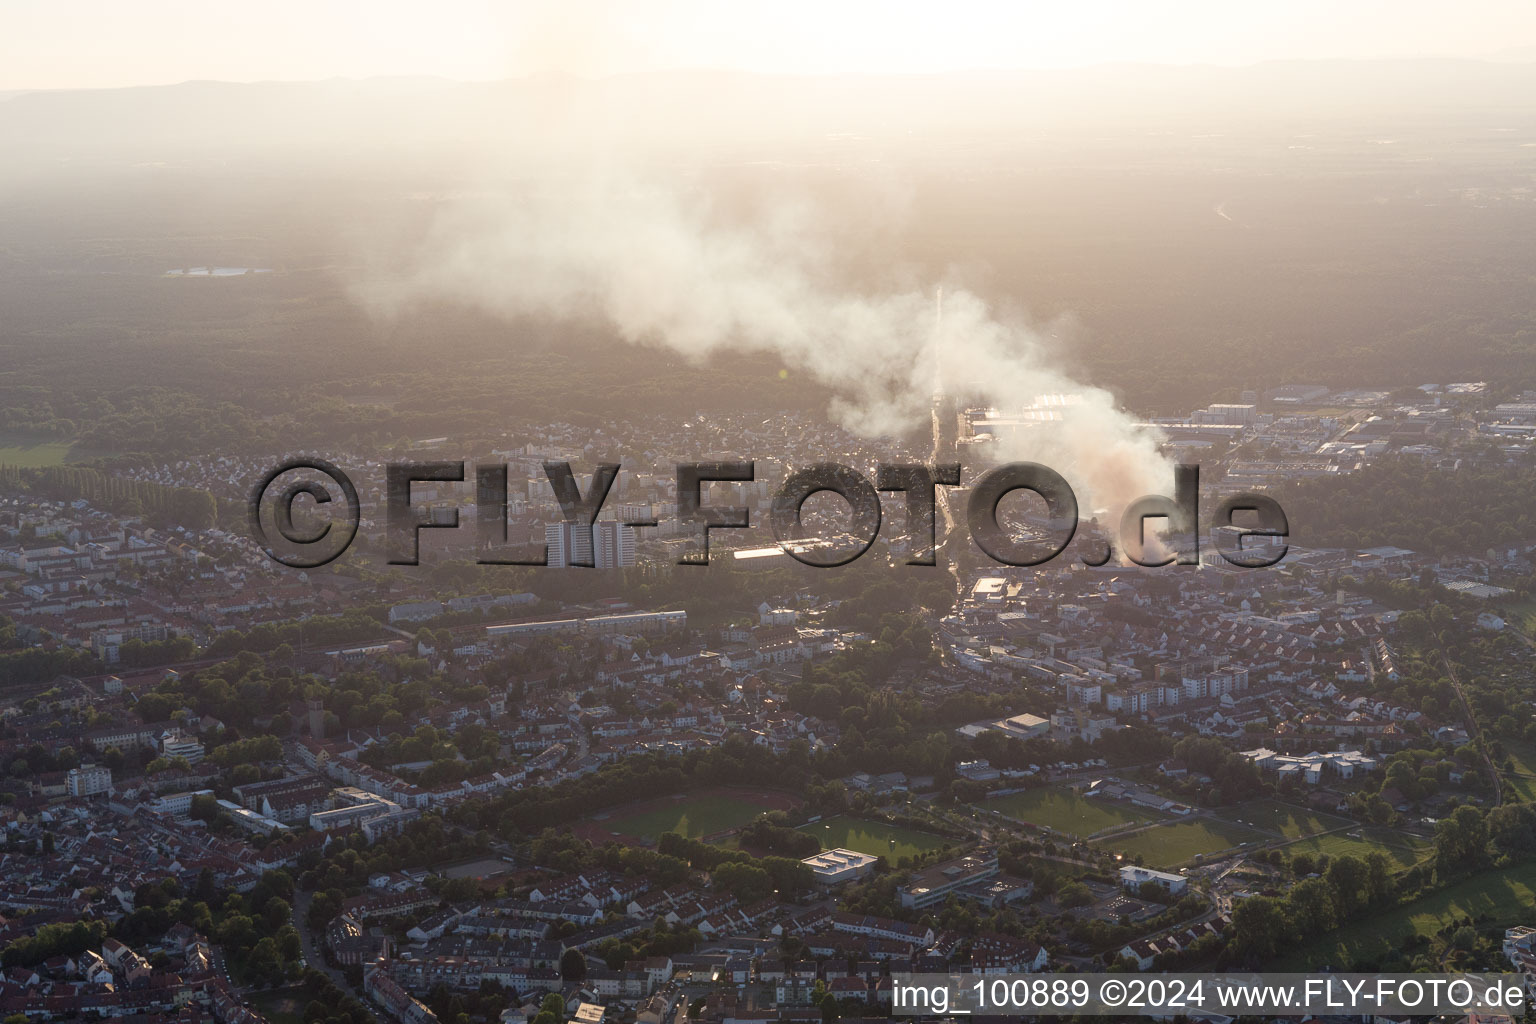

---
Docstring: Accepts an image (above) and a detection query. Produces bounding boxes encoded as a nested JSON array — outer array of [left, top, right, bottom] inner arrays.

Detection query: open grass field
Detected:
[[800, 814, 951, 862], [1500, 599, 1536, 637], [1498, 739, 1536, 802], [1222, 798, 1355, 839], [250, 987, 307, 1024], [0, 439, 75, 467], [440, 857, 515, 880], [1098, 817, 1270, 867], [1280, 861, 1536, 968], [984, 788, 1167, 836], [1278, 828, 1432, 868], [577, 787, 799, 844]]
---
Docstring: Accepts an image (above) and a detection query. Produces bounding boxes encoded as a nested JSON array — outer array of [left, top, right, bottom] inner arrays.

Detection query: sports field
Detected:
[[1223, 798, 1354, 839], [800, 814, 950, 862], [1278, 828, 1431, 868], [984, 788, 1166, 836], [1282, 861, 1536, 968], [1099, 818, 1270, 867], [579, 788, 798, 843]]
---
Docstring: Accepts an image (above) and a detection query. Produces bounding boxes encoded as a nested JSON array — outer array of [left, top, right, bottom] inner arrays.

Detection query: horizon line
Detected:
[[8, 53, 1536, 96]]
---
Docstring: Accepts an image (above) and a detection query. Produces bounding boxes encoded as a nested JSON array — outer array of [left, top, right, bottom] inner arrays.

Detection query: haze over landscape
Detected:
[[6, 58, 1536, 483], [4, 6, 1536, 1024]]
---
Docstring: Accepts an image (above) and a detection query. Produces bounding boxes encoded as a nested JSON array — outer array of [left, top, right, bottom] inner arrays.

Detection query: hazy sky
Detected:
[[6, 0, 1536, 90]]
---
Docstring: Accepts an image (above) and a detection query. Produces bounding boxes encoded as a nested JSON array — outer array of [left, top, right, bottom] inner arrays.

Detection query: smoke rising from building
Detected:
[[359, 164, 1171, 516]]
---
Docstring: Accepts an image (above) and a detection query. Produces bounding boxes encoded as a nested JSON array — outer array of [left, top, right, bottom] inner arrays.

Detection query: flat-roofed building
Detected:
[[802, 848, 877, 887], [900, 849, 1000, 909], [993, 713, 1050, 740], [66, 764, 112, 797], [1119, 864, 1188, 896]]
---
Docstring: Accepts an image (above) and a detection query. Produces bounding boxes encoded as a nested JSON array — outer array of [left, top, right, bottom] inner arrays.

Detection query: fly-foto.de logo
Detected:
[[250, 459, 1287, 571]]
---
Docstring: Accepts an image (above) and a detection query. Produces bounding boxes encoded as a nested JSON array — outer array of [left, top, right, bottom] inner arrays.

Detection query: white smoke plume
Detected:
[[358, 165, 1171, 516]]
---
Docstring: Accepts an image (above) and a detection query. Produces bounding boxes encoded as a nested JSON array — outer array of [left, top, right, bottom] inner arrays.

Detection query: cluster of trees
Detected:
[[203, 609, 390, 659], [1281, 461, 1536, 554], [140, 648, 455, 744], [786, 628, 1177, 786], [0, 465, 218, 530], [786, 644, 961, 778], [2, 740, 84, 780], [0, 871, 301, 984], [293, 967, 375, 1024], [0, 646, 100, 688], [655, 831, 815, 898], [820, 572, 954, 633], [117, 871, 302, 987], [1227, 800, 1536, 969], [0, 634, 193, 688], [1165, 736, 1266, 805], [1227, 852, 1396, 964], [1373, 748, 1485, 806], [115, 635, 197, 668], [209, 734, 283, 768], [524, 832, 694, 888], [737, 813, 822, 858], [425, 980, 514, 1024], [0, 919, 108, 968], [593, 920, 702, 970], [1483, 802, 1536, 865], [457, 739, 804, 837], [138, 650, 297, 730], [969, 724, 1174, 777], [528, 992, 569, 1024], [359, 722, 500, 787], [1434, 805, 1490, 878], [298, 819, 486, 927], [791, 613, 940, 715]]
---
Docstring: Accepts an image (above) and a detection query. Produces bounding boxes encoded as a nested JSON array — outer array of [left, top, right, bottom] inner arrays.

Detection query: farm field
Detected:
[[1281, 861, 1536, 968], [578, 788, 798, 844], [1098, 818, 1269, 867], [983, 788, 1167, 836], [799, 814, 951, 862], [1223, 798, 1354, 839]]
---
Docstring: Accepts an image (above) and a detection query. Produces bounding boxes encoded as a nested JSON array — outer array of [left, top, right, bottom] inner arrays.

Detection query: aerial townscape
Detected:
[[6, 10, 1536, 1024], [0, 375, 1533, 1024]]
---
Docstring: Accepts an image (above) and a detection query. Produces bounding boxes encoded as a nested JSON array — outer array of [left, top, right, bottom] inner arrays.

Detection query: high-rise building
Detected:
[[67, 764, 112, 797], [160, 729, 206, 766], [546, 520, 635, 568], [546, 521, 592, 568], [593, 519, 636, 568], [610, 503, 655, 524]]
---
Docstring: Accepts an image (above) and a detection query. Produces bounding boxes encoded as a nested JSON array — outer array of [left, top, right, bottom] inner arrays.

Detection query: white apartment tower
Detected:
[[546, 520, 635, 568], [67, 764, 112, 797]]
